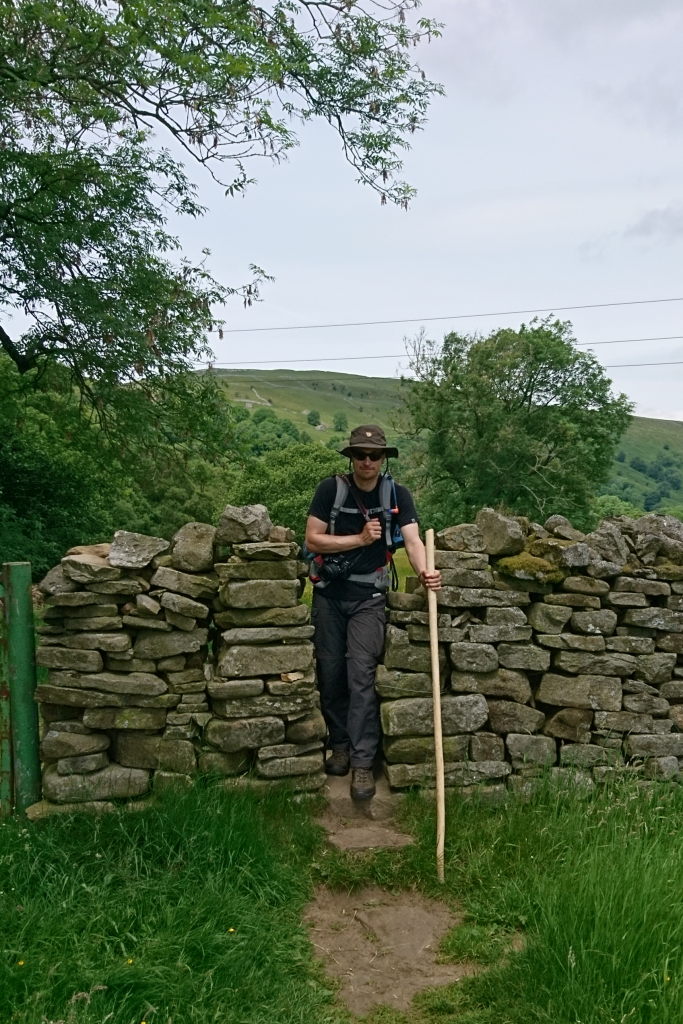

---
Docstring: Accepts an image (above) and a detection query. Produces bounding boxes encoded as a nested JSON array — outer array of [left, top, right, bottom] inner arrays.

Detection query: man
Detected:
[[305, 424, 441, 800]]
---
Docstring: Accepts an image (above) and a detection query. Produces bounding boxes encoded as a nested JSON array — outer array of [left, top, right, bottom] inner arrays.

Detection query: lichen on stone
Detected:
[[652, 562, 683, 581], [495, 551, 566, 584], [527, 537, 572, 561]]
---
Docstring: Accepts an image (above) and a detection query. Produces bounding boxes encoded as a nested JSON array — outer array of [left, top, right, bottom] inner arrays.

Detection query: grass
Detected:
[[606, 416, 683, 511], [315, 779, 683, 1024], [1, 782, 344, 1024], [392, 548, 413, 593], [4, 776, 683, 1023], [438, 923, 515, 967]]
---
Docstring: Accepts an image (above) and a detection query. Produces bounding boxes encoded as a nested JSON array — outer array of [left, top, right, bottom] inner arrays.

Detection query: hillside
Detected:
[[214, 367, 402, 435], [606, 416, 683, 513], [213, 368, 683, 513]]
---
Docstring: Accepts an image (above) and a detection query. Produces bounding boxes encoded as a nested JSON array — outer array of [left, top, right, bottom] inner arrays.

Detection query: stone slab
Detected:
[[82, 707, 167, 730], [212, 693, 316, 719], [43, 763, 150, 803], [437, 587, 530, 608], [133, 628, 208, 659], [450, 668, 531, 703], [36, 648, 103, 673], [220, 579, 299, 609], [150, 566, 217, 599], [487, 700, 545, 734], [380, 694, 488, 737], [217, 643, 313, 678], [537, 673, 622, 711]]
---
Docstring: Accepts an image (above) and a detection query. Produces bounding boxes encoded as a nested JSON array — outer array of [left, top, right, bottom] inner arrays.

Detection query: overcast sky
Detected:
[[182, 0, 683, 421]]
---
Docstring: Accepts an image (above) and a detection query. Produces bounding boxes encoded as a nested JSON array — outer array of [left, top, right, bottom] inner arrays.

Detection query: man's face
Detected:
[[350, 448, 385, 484]]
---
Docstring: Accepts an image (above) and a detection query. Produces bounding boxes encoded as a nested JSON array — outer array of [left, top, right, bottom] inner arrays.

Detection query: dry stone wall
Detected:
[[33, 506, 323, 814], [31, 503, 683, 814], [381, 508, 683, 798]]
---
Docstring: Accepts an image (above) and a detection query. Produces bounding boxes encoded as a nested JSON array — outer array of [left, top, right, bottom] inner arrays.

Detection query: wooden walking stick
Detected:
[[425, 528, 446, 883]]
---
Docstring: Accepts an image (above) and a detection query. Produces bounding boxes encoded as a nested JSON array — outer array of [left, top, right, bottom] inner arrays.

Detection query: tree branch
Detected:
[[0, 324, 37, 373]]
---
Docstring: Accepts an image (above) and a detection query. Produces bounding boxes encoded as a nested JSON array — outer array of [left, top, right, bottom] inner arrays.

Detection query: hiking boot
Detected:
[[325, 749, 350, 776], [350, 767, 375, 801]]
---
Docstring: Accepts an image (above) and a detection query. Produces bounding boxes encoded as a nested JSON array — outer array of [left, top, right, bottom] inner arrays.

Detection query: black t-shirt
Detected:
[[307, 473, 418, 600]]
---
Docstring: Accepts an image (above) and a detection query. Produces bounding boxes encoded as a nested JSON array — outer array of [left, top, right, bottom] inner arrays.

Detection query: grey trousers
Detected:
[[312, 591, 386, 768]]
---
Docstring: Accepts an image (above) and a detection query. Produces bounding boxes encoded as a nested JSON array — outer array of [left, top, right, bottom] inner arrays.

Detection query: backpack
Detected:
[[306, 472, 402, 591]]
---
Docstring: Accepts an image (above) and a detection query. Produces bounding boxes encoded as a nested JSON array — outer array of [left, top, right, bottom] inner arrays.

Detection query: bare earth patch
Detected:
[[316, 771, 415, 852], [305, 885, 481, 1016]]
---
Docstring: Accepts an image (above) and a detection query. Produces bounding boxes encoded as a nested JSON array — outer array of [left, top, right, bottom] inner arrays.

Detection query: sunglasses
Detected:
[[350, 449, 384, 462]]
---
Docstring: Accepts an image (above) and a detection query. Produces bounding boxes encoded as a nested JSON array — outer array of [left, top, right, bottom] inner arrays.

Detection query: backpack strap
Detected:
[[328, 474, 350, 536], [310, 561, 391, 591], [348, 564, 391, 590], [379, 474, 394, 548], [337, 471, 401, 551]]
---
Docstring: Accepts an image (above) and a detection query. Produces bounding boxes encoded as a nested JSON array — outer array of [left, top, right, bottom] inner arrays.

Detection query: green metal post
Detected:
[[0, 577, 11, 815], [3, 563, 40, 812]]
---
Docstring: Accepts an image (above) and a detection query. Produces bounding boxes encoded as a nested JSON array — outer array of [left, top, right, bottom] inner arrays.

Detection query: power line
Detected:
[[582, 334, 683, 348], [220, 295, 683, 334], [201, 333, 683, 367], [604, 359, 683, 369]]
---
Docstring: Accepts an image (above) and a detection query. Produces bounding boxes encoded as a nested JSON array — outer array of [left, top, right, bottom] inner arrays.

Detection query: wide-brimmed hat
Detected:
[[338, 424, 399, 459]]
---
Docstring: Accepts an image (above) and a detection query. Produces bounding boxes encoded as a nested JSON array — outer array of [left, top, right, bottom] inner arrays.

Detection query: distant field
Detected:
[[214, 367, 405, 438], [607, 416, 683, 510], [213, 368, 683, 512]]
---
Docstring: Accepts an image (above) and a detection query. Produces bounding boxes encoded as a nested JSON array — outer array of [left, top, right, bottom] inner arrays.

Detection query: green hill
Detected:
[[604, 416, 683, 513], [213, 367, 401, 436], [213, 368, 683, 514]]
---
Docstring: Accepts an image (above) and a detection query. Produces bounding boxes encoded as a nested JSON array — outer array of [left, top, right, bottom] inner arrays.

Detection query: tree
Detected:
[[644, 490, 666, 512], [229, 444, 341, 539], [1, 0, 442, 460], [590, 494, 644, 523], [403, 318, 634, 529], [307, 410, 321, 427], [0, 357, 117, 573], [0, 354, 236, 570], [333, 412, 348, 433], [233, 407, 302, 456]]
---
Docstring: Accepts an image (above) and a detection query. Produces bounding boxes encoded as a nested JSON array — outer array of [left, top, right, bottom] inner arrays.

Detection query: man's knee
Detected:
[[346, 657, 380, 690], [316, 652, 346, 671], [316, 656, 347, 693]]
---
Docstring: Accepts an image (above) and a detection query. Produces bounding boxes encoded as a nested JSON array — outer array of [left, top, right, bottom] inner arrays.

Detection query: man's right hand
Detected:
[[360, 519, 382, 545]]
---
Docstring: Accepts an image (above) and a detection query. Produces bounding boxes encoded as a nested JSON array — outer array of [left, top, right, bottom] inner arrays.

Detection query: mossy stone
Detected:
[[496, 552, 565, 584]]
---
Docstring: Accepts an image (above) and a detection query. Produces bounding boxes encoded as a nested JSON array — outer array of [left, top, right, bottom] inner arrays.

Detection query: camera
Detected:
[[318, 554, 353, 582]]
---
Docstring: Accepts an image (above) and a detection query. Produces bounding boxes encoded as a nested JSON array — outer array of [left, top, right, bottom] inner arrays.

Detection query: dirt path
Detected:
[[307, 770, 481, 1016], [316, 770, 413, 852]]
